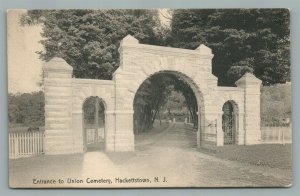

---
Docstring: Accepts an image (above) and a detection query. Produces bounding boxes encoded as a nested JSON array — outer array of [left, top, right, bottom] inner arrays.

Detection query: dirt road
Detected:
[[9, 123, 292, 188]]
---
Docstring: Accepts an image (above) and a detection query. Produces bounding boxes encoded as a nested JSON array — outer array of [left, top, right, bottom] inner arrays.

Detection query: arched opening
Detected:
[[82, 96, 105, 152], [133, 71, 204, 148], [222, 101, 238, 145]]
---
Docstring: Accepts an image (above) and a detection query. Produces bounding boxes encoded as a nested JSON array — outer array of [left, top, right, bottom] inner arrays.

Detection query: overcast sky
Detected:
[[7, 10, 44, 94]]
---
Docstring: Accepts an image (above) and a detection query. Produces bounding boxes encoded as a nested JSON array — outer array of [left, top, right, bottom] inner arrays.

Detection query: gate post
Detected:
[[216, 112, 224, 146], [105, 111, 116, 151], [110, 35, 138, 152], [236, 73, 262, 145], [114, 110, 135, 151], [43, 57, 74, 154]]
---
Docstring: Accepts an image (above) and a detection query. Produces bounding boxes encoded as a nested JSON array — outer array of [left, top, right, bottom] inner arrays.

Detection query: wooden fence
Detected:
[[9, 132, 45, 159], [261, 126, 292, 144]]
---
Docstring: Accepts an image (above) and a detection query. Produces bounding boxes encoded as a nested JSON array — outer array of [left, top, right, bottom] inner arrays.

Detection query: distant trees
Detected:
[[8, 91, 44, 127], [134, 73, 198, 133], [22, 9, 290, 85], [169, 9, 290, 86], [261, 83, 291, 126], [134, 74, 173, 133], [83, 97, 105, 127]]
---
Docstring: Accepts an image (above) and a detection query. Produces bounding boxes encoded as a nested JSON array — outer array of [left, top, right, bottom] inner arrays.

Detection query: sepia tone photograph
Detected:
[[7, 9, 292, 188]]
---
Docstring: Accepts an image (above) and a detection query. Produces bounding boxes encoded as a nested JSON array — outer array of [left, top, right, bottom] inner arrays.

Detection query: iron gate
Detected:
[[85, 127, 105, 151], [222, 101, 235, 145]]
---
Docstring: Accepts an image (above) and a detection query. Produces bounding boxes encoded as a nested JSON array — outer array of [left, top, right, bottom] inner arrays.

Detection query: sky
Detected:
[[7, 9, 171, 94], [7, 10, 44, 94]]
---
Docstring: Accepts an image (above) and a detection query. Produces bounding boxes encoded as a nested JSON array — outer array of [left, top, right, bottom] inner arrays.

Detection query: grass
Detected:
[[200, 144, 292, 169]]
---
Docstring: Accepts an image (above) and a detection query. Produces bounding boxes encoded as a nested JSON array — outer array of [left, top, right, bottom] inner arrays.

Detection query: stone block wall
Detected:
[[43, 35, 262, 155], [236, 73, 262, 144], [43, 58, 74, 155], [44, 58, 115, 154]]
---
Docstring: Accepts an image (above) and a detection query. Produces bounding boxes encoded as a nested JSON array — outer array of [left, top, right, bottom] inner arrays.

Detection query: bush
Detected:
[[261, 83, 291, 126], [8, 91, 45, 127]]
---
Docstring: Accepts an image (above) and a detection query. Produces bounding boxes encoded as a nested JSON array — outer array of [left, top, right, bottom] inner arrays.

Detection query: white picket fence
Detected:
[[9, 132, 45, 159], [261, 126, 292, 144]]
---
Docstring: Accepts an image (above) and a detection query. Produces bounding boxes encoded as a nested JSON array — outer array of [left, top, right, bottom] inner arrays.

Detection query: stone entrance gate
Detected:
[[43, 35, 262, 155]]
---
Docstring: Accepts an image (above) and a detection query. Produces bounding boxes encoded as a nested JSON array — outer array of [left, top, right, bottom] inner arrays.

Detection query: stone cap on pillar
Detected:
[[235, 72, 262, 87], [43, 57, 73, 77], [195, 44, 214, 58], [120, 34, 139, 46]]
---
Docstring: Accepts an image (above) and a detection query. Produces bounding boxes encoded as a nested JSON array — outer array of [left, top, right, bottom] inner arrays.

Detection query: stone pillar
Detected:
[[216, 113, 224, 146], [71, 111, 84, 153], [43, 57, 74, 154], [236, 73, 262, 145], [105, 111, 116, 151], [197, 110, 204, 148], [237, 112, 245, 145], [114, 110, 135, 151], [118, 34, 139, 72], [195, 44, 214, 74], [109, 35, 139, 152], [112, 70, 135, 152]]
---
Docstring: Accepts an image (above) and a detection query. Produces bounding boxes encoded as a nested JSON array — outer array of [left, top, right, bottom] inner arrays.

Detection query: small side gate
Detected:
[[222, 101, 237, 145], [84, 127, 105, 151]]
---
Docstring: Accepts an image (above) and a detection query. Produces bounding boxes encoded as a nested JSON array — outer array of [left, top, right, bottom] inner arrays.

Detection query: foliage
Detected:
[[163, 91, 187, 114], [134, 73, 198, 133], [8, 91, 45, 127], [83, 97, 105, 126], [227, 65, 254, 84], [169, 9, 290, 86], [133, 74, 174, 133], [260, 83, 291, 126], [21, 9, 165, 80]]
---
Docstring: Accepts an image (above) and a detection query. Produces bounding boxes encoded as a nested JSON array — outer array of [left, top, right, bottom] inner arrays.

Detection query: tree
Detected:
[[134, 74, 174, 133], [169, 9, 290, 86], [133, 72, 199, 133], [83, 97, 105, 127], [261, 83, 291, 126], [8, 91, 45, 127], [21, 9, 165, 80], [227, 64, 254, 85]]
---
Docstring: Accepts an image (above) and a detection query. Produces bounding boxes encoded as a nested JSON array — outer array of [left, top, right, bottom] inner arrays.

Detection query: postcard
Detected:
[[8, 9, 292, 188]]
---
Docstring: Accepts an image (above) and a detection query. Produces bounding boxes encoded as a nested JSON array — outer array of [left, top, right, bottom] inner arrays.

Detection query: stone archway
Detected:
[[131, 70, 206, 147], [43, 35, 262, 155]]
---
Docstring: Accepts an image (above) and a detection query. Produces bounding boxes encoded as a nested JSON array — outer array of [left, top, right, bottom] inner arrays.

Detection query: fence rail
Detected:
[[261, 126, 292, 144], [9, 132, 45, 159]]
